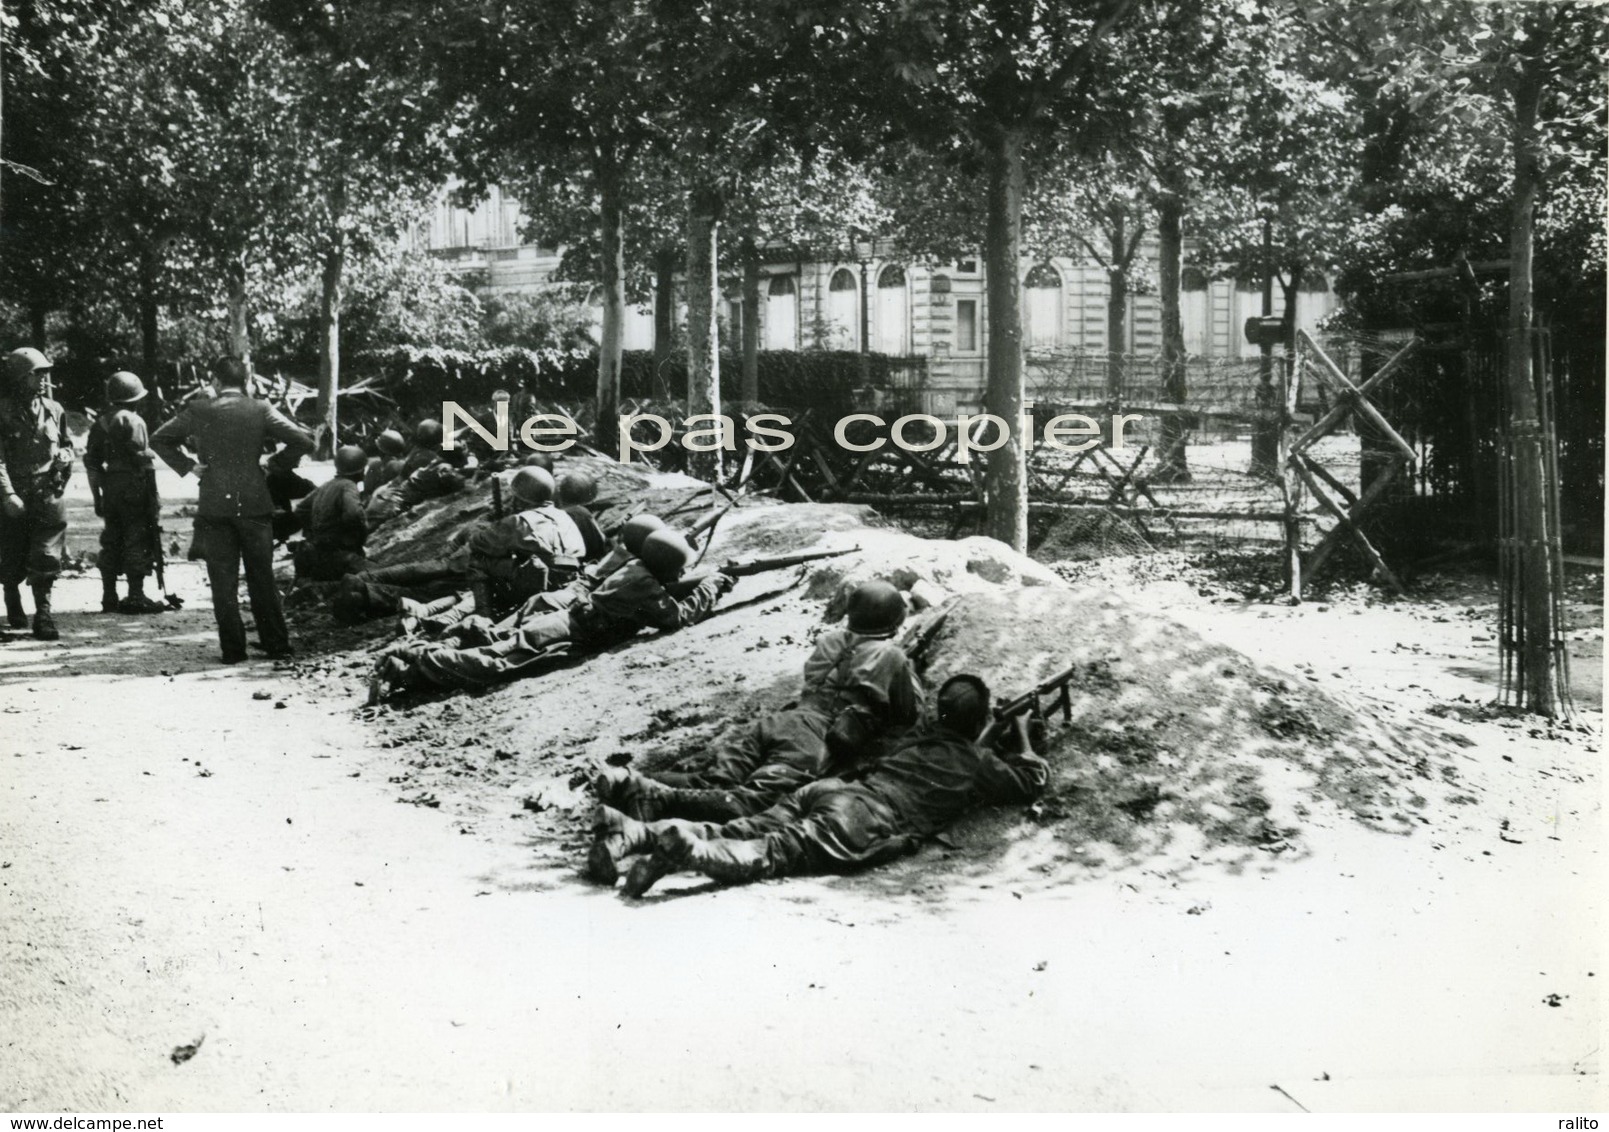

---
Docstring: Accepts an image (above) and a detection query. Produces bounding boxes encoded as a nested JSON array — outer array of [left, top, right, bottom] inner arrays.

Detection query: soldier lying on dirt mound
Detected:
[[593, 673, 1049, 897], [587, 580, 924, 883], [365, 432, 468, 526], [373, 527, 732, 694]]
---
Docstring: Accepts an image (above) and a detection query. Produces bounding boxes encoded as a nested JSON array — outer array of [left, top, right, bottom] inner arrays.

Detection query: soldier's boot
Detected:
[[120, 575, 167, 614], [100, 570, 122, 613], [585, 804, 656, 886], [673, 830, 771, 887], [594, 767, 734, 822], [620, 820, 708, 898], [4, 585, 26, 628], [30, 582, 58, 641]]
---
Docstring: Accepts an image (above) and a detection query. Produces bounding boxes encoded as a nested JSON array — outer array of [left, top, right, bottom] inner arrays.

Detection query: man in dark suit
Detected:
[[151, 356, 315, 663]]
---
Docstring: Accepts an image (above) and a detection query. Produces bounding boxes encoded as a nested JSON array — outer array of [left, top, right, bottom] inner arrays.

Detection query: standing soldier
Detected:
[[0, 348, 74, 640], [84, 371, 166, 614], [151, 356, 316, 664]]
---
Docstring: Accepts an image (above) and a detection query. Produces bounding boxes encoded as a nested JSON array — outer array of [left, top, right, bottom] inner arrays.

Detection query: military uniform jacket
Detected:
[[0, 395, 73, 498], [860, 725, 1048, 839], [84, 407, 155, 490], [573, 559, 723, 638], [468, 504, 586, 572], [294, 476, 366, 551], [366, 460, 466, 523], [797, 628, 923, 727], [151, 390, 315, 519]]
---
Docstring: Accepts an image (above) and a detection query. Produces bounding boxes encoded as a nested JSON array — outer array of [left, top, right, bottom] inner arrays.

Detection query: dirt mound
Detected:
[[314, 491, 1478, 897]]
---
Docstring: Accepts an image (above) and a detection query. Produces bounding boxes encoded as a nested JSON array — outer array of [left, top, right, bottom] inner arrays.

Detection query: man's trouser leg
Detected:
[[714, 781, 911, 874], [104, 476, 157, 609], [198, 517, 248, 661], [407, 609, 572, 690], [237, 516, 289, 653]]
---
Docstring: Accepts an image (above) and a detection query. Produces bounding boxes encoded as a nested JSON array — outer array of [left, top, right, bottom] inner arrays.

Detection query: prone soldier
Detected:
[[603, 673, 1049, 897], [362, 429, 407, 500], [83, 371, 166, 614], [0, 348, 74, 639], [587, 579, 923, 882]]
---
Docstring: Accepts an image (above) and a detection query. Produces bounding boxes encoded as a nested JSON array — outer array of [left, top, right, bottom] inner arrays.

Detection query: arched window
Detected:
[[875, 265, 909, 355], [764, 274, 798, 350], [827, 268, 858, 350], [1023, 263, 1062, 349], [929, 273, 952, 295], [1182, 266, 1209, 291]]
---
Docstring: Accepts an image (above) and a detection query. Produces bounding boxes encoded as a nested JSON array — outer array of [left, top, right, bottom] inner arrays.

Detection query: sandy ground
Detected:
[[0, 463, 1603, 1113]]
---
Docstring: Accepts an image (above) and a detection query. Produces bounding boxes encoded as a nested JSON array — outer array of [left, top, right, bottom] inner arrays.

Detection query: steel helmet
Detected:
[[334, 445, 368, 477], [557, 471, 597, 508], [638, 528, 694, 583], [414, 419, 444, 447], [105, 371, 147, 404], [511, 466, 556, 506], [619, 514, 665, 556], [5, 347, 52, 380], [375, 429, 406, 457], [846, 579, 907, 635]]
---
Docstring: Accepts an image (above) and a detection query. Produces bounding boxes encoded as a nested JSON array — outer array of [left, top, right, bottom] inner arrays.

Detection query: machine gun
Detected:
[[979, 662, 1087, 754]]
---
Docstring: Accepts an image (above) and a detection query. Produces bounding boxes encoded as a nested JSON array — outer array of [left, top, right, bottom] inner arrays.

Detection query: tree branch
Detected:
[[1043, 0, 1141, 99]]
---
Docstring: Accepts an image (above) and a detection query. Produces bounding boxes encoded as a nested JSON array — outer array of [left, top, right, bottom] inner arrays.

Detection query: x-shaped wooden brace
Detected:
[[1289, 330, 1421, 591]]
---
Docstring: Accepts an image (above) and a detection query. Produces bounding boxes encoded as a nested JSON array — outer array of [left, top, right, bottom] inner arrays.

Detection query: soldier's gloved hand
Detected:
[[1, 494, 23, 520]]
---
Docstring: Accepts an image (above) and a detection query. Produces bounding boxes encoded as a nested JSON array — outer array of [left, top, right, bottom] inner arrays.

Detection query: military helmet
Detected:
[[619, 513, 665, 556], [414, 419, 444, 447], [846, 579, 907, 635], [522, 451, 556, 471], [557, 471, 597, 508], [491, 388, 511, 402], [5, 347, 52, 380], [105, 371, 147, 404], [375, 429, 406, 457], [334, 445, 368, 476], [935, 674, 991, 737], [511, 466, 556, 506], [638, 528, 694, 583]]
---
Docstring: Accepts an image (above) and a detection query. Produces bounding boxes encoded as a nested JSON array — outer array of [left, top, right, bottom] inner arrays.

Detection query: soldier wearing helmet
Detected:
[[555, 471, 607, 560], [291, 445, 371, 582], [362, 429, 407, 500], [464, 465, 587, 619], [401, 418, 443, 476], [0, 347, 75, 638], [84, 371, 166, 614], [588, 577, 924, 880], [603, 673, 1049, 898], [376, 522, 733, 693], [364, 424, 467, 527]]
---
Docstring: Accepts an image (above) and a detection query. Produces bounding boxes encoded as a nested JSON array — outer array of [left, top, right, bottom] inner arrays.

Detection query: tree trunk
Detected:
[[1106, 212, 1127, 405], [1250, 218, 1277, 477], [1156, 191, 1190, 482], [317, 242, 344, 457], [225, 253, 251, 376], [653, 246, 677, 377], [685, 180, 723, 482], [983, 124, 1028, 552], [596, 166, 626, 451], [1506, 59, 1564, 717], [740, 234, 761, 404], [28, 304, 46, 351], [139, 246, 161, 379]]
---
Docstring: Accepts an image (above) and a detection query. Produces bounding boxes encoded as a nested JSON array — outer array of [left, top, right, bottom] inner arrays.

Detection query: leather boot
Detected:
[[30, 582, 57, 641], [595, 768, 739, 823], [4, 584, 25, 628], [120, 575, 167, 614], [679, 833, 772, 886], [620, 819, 710, 898], [100, 570, 121, 612], [585, 804, 656, 886]]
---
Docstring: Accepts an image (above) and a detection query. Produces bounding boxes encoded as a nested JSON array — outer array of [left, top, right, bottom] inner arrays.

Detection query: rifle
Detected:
[[717, 545, 858, 578], [491, 475, 504, 520], [145, 469, 183, 609], [665, 545, 860, 598]]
